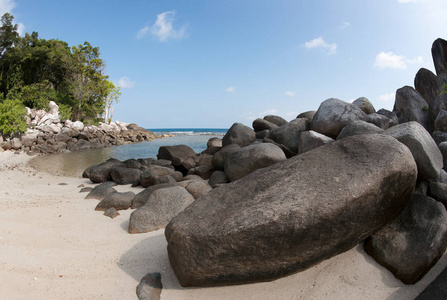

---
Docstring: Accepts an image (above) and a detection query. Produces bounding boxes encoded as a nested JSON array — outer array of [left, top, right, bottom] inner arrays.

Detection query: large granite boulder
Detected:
[[184, 180, 212, 199], [129, 186, 195, 234], [352, 97, 375, 114], [434, 109, 447, 132], [264, 115, 288, 127], [384, 121, 443, 180], [165, 134, 417, 286], [310, 98, 368, 139], [222, 123, 256, 148], [377, 109, 399, 127], [157, 145, 196, 169], [224, 143, 287, 181], [266, 119, 308, 153], [432, 38, 447, 76], [297, 130, 334, 154], [429, 93, 447, 130], [364, 194, 447, 284], [87, 158, 125, 183], [131, 183, 181, 209], [296, 111, 316, 123], [84, 182, 117, 200], [393, 86, 430, 131], [140, 166, 175, 188], [95, 191, 135, 211], [211, 144, 241, 170], [336, 120, 384, 140], [110, 167, 142, 185], [252, 118, 278, 132], [415, 68, 443, 105]]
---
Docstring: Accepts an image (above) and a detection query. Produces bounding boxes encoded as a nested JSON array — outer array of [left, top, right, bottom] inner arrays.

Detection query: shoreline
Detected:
[[1, 151, 446, 299]]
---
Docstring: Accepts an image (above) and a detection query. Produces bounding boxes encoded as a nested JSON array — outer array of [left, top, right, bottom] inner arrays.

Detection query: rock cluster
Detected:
[[81, 38, 447, 293], [0, 101, 159, 154]]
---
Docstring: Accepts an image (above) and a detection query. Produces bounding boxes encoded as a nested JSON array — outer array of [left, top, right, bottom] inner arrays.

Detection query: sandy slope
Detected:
[[0, 151, 445, 300]]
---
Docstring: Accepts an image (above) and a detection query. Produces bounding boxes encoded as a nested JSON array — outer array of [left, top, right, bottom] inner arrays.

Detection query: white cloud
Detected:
[[374, 51, 423, 69], [397, 0, 419, 3], [304, 37, 337, 55], [0, 0, 16, 15], [341, 22, 351, 29], [17, 22, 24, 36], [285, 91, 295, 97], [117, 77, 135, 89], [262, 109, 278, 115], [226, 86, 235, 93], [137, 11, 186, 42], [377, 93, 396, 103]]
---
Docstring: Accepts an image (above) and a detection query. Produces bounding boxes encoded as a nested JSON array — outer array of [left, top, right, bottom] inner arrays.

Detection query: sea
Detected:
[[29, 128, 227, 177]]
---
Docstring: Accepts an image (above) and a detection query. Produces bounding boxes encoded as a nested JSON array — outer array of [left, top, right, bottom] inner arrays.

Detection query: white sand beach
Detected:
[[1, 150, 446, 300]]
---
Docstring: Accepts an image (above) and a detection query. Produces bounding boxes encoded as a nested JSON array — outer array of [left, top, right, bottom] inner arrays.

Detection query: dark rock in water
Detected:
[[430, 94, 447, 131], [415, 68, 443, 105], [129, 186, 194, 234], [415, 265, 447, 300], [157, 145, 196, 168], [222, 123, 256, 148], [165, 134, 417, 286], [296, 111, 316, 123], [140, 166, 174, 188], [336, 120, 384, 140], [310, 98, 368, 139], [298, 130, 334, 154], [104, 207, 120, 219], [384, 121, 442, 180], [208, 171, 229, 188], [95, 191, 135, 211], [211, 144, 241, 170], [266, 119, 308, 153], [352, 97, 375, 114], [252, 118, 278, 132], [224, 143, 287, 181], [184, 180, 212, 199], [88, 158, 125, 183], [84, 182, 117, 200], [264, 115, 288, 127], [377, 109, 399, 127], [432, 38, 447, 76], [393, 86, 430, 131], [136, 272, 163, 300], [110, 167, 142, 185], [364, 194, 447, 284], [131, 183, 181, 209]]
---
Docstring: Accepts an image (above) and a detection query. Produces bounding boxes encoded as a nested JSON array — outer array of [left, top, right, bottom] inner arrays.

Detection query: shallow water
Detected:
[[29, 134, 221, 178]]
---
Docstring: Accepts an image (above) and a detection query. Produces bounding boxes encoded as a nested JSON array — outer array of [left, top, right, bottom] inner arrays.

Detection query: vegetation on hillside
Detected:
[[0, 13, 120, 136]]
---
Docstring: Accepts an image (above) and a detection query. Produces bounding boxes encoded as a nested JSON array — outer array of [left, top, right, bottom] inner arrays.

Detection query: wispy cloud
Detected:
[[377, 93, 396, 103], [374, 52, 423, 69], [304, 37, 337, 55], [397, 0, 419, 3], [17, 22, 24, 36], [226, 86, 235, 93], [341, 22, 351, 29], [137, 11, 186, 42], [285, 91, 296, 97], [0, 0, 16, 15], [117, 77, 136, 89]]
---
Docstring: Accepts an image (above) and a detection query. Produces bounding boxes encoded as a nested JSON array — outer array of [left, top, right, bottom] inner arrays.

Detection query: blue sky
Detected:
[[4, 0, 447, 128]]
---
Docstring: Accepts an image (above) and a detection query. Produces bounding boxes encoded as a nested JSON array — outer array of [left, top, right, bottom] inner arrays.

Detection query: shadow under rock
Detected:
[[117, 229, 186, 291], [120, 219, 130, 233]]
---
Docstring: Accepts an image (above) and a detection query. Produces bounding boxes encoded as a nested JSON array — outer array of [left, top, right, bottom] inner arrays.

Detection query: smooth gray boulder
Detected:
[[310, 98, 368, 139], [222, 123, 256, 148], [337, 120, 384, 140], [207, 137, 222, 148], [264, 115, 288, 127], [432, 38, 447, 76], [298, 130, 334, 154], [364, 194, 447, 284], [428, 182, 447, 208], [366, 113, 391, 129], [384, 121, 443, 180], [136, 272, 163, 300], [184, 180, 212, 199], [95, 191, 135, 211], [131, 183, 181, 209], [430, 94, 447, 130], [434, 109, 447, 132], [266, 119, 308, 153], [140, 166, 174, 188], [87, 159, 125, 183], [208, 171, 229, 188], [224, 143, 287, 181], [252, 118, 278, 132], [438, 141, 447, 170], [211, 144, 241, 170], [393, 86, 430, 131], [352, 97, 375, 114], [110, 167, 142, 185], [165, 134, 417, 286], [84, 182, 117, 200], [296, 111, 316, 123], [415, 68, 443, 105], [377, 109, 399, 127], [157, 145, 196, 168], [129, 186, 195, 234]]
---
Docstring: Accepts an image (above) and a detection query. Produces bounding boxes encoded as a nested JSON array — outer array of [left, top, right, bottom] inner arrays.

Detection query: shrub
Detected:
[[0, 99, 27, 136], [58, 103, 72, 121]]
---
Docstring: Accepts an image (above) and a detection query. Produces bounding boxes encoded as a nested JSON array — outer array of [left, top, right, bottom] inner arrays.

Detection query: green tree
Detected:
[[0, 13, 18, 56], [0, 98, 26, 136], [103, 81, 121, 123]]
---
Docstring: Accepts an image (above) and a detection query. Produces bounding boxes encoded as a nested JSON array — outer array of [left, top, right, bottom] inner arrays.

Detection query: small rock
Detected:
[[136, 272, 163, 300], [104, 207, 120, 219]]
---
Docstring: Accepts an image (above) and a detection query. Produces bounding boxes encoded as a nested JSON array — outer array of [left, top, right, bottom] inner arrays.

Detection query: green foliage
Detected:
[[442, 83, 447, 95], [58, 103, 72, 121], [0, 98, 27, 136], [0, 13, 120, 123], [422, 105, 428, 111]]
